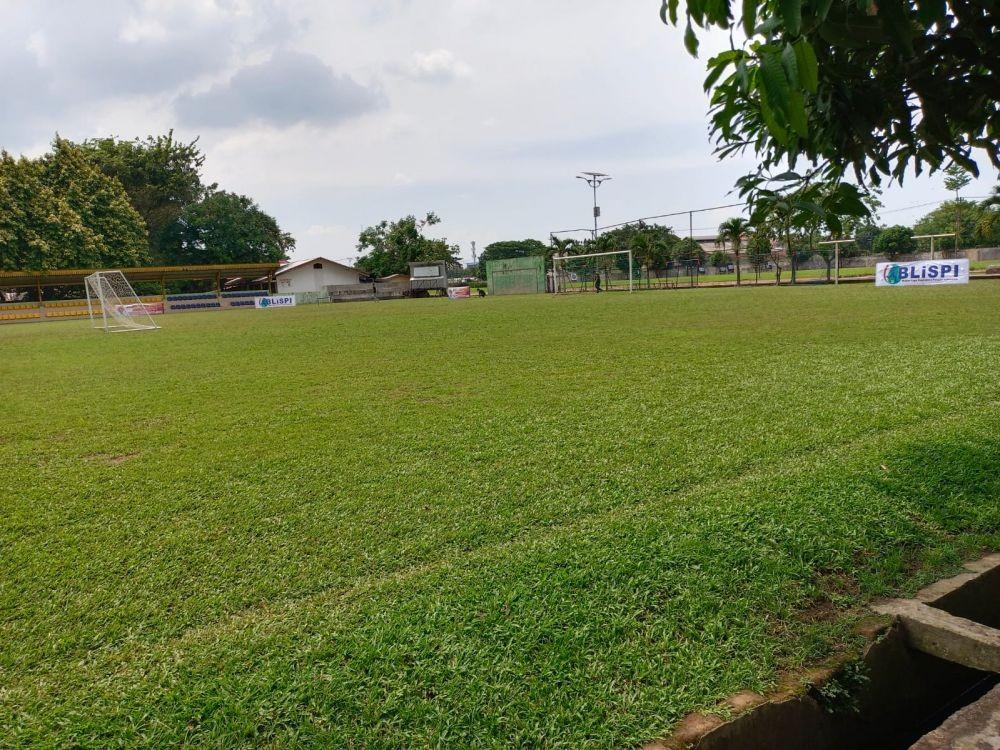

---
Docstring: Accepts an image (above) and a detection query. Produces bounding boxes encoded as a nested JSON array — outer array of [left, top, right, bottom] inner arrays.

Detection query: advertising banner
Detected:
[[447, 286, 471, 299], [255, 295, 297, 309], [117, 302, 164, 316], [875, 259, 969, 287]]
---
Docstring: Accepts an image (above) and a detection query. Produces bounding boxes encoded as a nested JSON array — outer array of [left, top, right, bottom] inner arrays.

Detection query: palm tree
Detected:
[[631, 233, 653, 288], [717, 217, 750, 286], [549, 236, 579, 292]]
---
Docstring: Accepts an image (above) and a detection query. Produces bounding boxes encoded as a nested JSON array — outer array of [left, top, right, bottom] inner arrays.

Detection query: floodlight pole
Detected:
[[577, 172, 612, 240]]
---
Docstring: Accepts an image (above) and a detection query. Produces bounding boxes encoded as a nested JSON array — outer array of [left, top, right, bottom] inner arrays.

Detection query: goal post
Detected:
[[84, 271, 160, 333], [552, 249, 634, 294]]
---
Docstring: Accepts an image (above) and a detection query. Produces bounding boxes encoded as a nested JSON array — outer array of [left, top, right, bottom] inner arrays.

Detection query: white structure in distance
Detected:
[[274, 257, 366, 294]]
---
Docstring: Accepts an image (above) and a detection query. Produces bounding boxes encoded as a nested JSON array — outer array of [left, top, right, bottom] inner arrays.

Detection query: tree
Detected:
[[660, 0, 997, 215], [630, 233, 654, 286], [674, 237, 706, 265], [975, 186, 1000, 244], [41, 139, 149, 269], [745, 231, 773, 284], [852, 223, 881, 256], [0, 153, 89, 272], [355, 213, 460, 278], [942, 163, 974, 254], [873, 225, 917, 259], [943, 164, 973, 197], [549, 236, 579, 259], [0, 141, 147, 272], [168, 191, 294, 265], [814, 243, 836, 282], [81, 132, 210, 263], [478, 239, 548, 278], [709, 249, 729, 271], [717, 217, 749, 285], [913, 200, 994, 252]]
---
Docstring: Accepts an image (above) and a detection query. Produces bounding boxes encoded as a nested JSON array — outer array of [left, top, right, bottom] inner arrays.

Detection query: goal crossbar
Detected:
[[552, 248, 634, 294]]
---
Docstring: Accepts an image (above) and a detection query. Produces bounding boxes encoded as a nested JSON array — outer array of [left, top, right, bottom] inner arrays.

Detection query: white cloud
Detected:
[[174, 51, 384, 129], [1, 0, 996, 267], [397, 49, 472, 83]]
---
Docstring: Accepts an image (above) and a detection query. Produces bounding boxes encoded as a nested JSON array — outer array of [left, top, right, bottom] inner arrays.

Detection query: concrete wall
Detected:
[[276, 262, 362, 294]]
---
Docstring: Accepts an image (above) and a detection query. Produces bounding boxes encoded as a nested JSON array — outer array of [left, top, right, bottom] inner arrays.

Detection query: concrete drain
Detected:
[[644, 553, 1000, 750]]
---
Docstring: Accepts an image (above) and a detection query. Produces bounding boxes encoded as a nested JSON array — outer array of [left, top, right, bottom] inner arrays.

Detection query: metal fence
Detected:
[[486, 256, 547, 296]]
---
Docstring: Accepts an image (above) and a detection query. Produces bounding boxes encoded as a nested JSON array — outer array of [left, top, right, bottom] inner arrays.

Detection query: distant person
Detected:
[[477, 288, 486, 298], [594, 273, 602, 293]]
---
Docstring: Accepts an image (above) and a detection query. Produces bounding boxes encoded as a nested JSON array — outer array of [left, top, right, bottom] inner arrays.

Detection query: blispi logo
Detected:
[[883, 264, 903, 285], [259, 297, 272, 307], [881, 262, 961, 284]]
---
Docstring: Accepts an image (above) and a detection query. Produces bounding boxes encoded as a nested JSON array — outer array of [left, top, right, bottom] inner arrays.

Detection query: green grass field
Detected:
[[2, 285, 998, 748]]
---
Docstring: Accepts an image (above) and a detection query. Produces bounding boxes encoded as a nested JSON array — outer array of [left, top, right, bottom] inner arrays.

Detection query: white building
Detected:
[[274, 257, 365, 294]]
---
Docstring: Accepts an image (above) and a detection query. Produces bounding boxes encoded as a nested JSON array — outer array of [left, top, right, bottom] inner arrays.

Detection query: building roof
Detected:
[[274, 256, 361, 276]]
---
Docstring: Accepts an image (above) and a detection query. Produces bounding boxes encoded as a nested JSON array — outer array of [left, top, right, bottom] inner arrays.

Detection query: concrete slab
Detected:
[[908, 683, 1000, 749], [874, 599, 1000, 674]]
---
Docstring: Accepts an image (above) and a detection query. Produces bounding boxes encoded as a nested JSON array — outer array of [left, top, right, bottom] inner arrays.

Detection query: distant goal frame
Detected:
[[552, 248, 634, 294], [84, 271, 160, 333]]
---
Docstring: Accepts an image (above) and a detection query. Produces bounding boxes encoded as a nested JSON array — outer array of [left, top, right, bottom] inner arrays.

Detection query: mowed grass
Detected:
[[679, 259, 996, 285], [1, 285, 998, 748]]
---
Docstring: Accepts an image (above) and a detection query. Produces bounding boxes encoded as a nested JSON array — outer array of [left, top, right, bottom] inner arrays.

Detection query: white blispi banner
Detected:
[[254, 295, 297, 309], [875, 259, 969, 287]]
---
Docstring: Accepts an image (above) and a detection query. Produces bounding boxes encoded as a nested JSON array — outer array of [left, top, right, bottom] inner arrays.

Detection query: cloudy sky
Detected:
[[3, 0, 997, 264]]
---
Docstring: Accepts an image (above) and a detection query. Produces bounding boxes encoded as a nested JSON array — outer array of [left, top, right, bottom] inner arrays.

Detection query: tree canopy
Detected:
[[81, 132, 210, 263], [0, 139, 147, 271], [0, 133, 293, 272], [661, 0, 997, 216], [355, 213, 460, 278], [913, 199, 1000, 248], [872, 225, 917, 259], [168, 191, 295, 265], [478, 239, 548, 276]]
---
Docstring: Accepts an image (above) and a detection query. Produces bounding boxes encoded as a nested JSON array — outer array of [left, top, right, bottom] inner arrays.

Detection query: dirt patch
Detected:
[[88, 452, 139, 465]]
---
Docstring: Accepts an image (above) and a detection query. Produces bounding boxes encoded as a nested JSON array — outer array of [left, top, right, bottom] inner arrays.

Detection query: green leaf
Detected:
[[660, 0, 670, 24], [787, 90, 808, 137], [703, 62, 729, 91], [876, 0, 914, 55], [742, 0, 758, 36], [759, 50, 791, 116], [813, 0, 835, 24], [781, 43, 799, 87], [668, 0, 680, 25], [915, 0, 946, 24], [779, 0, 802, 35], [684, 20, 700, 56], [793, 40, 819, 92], [758, 90, 790, 145]]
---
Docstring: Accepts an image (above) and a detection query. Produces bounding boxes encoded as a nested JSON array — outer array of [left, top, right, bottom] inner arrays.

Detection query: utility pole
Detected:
[[577, 172, 612, 241]]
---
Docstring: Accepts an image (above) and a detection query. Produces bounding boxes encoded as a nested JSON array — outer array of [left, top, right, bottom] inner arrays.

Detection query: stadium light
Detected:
[[576, 172, 612, 240]]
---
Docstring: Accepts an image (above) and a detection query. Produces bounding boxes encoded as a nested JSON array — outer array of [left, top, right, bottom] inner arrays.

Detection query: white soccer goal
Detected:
[[552, 249, 634, 293], [84, 271, 160, 333]]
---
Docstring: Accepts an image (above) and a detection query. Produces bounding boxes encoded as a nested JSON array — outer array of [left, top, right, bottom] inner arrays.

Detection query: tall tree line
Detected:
[[0, 132, 294, 272]]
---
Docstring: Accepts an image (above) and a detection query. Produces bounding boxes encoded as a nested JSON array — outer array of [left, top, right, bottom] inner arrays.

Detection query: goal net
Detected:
[[553, 249, 634, 293], [84, 271, 160, 333]]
